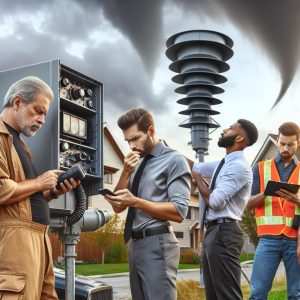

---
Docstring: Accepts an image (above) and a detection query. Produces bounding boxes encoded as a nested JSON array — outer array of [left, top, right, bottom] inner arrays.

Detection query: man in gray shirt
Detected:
[[104, 108, 191, 300], [191, 119, 258, 300]]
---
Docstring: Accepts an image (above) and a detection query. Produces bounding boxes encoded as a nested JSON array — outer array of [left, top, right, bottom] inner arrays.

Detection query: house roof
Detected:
[[251, 133, 277, 166], [103, 123, 125, 162], [104, 165, 120, 174]]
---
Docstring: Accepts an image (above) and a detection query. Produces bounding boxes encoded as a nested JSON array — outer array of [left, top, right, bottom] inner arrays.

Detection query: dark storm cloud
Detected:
[[0, 0, 48, 12], [211, 0, 300, 108], [0, 22, 70, 71], [81, 42, 165, 113], [92, 0, 164, 78], [44, 1, 103, 40], [0, 0, 166, 115], [85, 0, 300, 108], [1, 0, 300, 111]]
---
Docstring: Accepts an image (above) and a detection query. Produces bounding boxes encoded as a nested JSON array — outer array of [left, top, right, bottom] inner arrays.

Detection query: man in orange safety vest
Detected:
[[247, 122, 300, 300]]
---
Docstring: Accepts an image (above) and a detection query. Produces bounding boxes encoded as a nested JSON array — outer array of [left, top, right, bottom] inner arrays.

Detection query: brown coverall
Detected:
[[0, 118, 58, 299]]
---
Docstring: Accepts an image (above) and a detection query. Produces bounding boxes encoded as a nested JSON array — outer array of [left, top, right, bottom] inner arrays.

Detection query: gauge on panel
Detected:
[[63, 113, 71, 133], [79, 119, 87, 138], [70, 116, 79, 136]]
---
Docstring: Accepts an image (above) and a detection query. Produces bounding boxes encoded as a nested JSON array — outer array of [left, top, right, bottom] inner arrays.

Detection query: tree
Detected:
[[85, 214, 124, 264], [241, 210, 259, 248]]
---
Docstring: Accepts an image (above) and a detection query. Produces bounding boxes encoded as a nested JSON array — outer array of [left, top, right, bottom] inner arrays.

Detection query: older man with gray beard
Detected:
[[0, 76, 79, 299]]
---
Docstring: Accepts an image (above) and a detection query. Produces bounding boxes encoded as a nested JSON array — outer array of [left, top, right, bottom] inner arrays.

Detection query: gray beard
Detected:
[[21, 127, 36, 137]]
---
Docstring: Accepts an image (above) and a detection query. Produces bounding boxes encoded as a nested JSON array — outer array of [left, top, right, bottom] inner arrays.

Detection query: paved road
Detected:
[[87, 263, 286, 300]]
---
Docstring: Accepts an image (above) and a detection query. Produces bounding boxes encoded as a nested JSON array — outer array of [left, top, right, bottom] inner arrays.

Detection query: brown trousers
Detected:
[[0, 220, 58, 300]]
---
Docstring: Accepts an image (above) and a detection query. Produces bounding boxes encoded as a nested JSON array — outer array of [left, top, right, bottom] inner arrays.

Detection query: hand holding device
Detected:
[[264, 180, 300, 197], [98, 188, 116, 196], [57, 164, 86, 188]]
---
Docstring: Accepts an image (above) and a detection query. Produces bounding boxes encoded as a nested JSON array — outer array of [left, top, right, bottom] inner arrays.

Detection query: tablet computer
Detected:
[[264, 180, 300, 196]]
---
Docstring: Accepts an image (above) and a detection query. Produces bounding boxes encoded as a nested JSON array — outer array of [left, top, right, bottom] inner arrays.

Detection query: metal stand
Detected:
[[52, 208, 111, 300], [58, 223, 81, 300]]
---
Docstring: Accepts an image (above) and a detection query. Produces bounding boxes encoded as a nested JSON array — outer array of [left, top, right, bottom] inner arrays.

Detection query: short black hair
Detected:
[[237, 119, 258, 146]]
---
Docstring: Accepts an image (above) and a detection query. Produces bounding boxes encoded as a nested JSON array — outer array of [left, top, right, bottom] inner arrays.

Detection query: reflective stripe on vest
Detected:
[[263, 160, 273, 216], [296, 205, 300, 215], [255, 158, 300, 238]]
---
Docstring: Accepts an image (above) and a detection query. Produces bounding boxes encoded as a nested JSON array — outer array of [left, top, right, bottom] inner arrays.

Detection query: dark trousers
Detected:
[[202, 222, 244, 300]]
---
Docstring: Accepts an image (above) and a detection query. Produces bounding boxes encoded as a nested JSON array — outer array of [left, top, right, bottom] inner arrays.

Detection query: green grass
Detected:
[[242, 278, 286, 300], [76, 263, 287, 299], [181, 278, 286, 300], [240, 253, 254, 262], [74, 254, 253, 276], [268, 290, 287, 300], [75, 263, 128, 276], [75, 263, 199, 276], [75, 256, 254, 276], [178, 264, 199, 270]]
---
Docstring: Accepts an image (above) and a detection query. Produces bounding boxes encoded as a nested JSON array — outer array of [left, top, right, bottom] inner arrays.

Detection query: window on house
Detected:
[[248, 236, 255, 244], [174, 231, 184, 239], [103, 173, 113, 184], [186, 207, 191, 219]]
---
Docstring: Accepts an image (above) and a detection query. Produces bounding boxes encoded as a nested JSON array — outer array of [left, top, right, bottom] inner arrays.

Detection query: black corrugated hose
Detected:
[[66, 183, 86, 226]]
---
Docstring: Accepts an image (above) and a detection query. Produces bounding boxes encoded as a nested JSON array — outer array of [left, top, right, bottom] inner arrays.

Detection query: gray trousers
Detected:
[[202, 222, 244, 300], [128, 231, 180, 300]]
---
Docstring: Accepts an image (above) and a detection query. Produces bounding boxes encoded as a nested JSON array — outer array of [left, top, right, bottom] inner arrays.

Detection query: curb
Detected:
[[88, 272, 130, 279], [87, 268, 201, 279]]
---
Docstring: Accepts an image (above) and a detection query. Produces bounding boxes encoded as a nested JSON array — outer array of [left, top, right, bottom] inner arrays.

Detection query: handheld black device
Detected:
[[57, 165, 86, 188], [98, 188, 116, 196]]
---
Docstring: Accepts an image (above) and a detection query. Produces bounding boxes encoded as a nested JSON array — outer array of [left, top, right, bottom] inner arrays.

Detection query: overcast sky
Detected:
[[1, 0, 300, 163]]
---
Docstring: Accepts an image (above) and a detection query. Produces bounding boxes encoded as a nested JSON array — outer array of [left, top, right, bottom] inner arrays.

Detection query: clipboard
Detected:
[[264, 180, 300, 196]]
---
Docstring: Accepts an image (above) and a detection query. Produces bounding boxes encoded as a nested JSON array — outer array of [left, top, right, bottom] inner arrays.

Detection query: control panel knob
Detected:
[[87, 167, 96, 174], [60, 142, 69, 152], [65, 160, 72, 167], [85, 89, 93, 97], [61, 77, 70, 87], [71, 88, 85, 100], [87, 100, 93, 109], [75, 152, 88, 162], [87, 155, 95, 163]]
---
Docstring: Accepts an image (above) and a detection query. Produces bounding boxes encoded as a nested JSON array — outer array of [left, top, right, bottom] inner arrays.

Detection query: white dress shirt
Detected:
[[193, 151, 252, 221]]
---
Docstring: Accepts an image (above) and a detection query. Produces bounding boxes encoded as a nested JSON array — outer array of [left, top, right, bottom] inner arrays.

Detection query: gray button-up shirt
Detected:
[[193, 151, 252, 221], [131, 141, 191, 231]]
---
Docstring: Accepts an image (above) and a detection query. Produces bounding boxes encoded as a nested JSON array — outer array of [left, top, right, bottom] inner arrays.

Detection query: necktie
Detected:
[[200, 158, 225, 229], [123, 154, 153, 243], [210, 158, 225, 190]]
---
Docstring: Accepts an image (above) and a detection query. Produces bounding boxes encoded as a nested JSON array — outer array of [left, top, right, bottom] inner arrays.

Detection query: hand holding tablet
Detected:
[[264, 180, 300, 197]]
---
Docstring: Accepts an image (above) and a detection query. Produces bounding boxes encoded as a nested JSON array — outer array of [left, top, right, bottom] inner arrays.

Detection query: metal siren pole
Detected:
[[166, 30, 233, 288]]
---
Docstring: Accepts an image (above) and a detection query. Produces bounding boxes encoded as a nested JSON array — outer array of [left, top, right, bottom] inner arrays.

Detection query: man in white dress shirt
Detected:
[[191, 119, 258, 300]]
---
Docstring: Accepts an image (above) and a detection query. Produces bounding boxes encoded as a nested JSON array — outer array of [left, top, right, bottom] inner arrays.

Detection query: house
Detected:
[[88, 123, 201, 250], [88, 123, 127, 220], [171, 182, 201, 250]]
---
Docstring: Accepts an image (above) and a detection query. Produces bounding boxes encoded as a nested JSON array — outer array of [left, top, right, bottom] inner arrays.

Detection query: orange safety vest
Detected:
[[255, 158, 300, 238]]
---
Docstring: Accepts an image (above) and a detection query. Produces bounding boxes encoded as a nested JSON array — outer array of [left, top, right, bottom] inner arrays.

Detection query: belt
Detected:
[[260, 234, 297, 241], [205, 218, 238, 229], [0, 219, 49, 233], [131, 225, 173, 240]]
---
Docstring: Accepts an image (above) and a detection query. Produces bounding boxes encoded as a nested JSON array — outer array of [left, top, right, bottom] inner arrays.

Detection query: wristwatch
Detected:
[[50, 189, 59, 199]]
